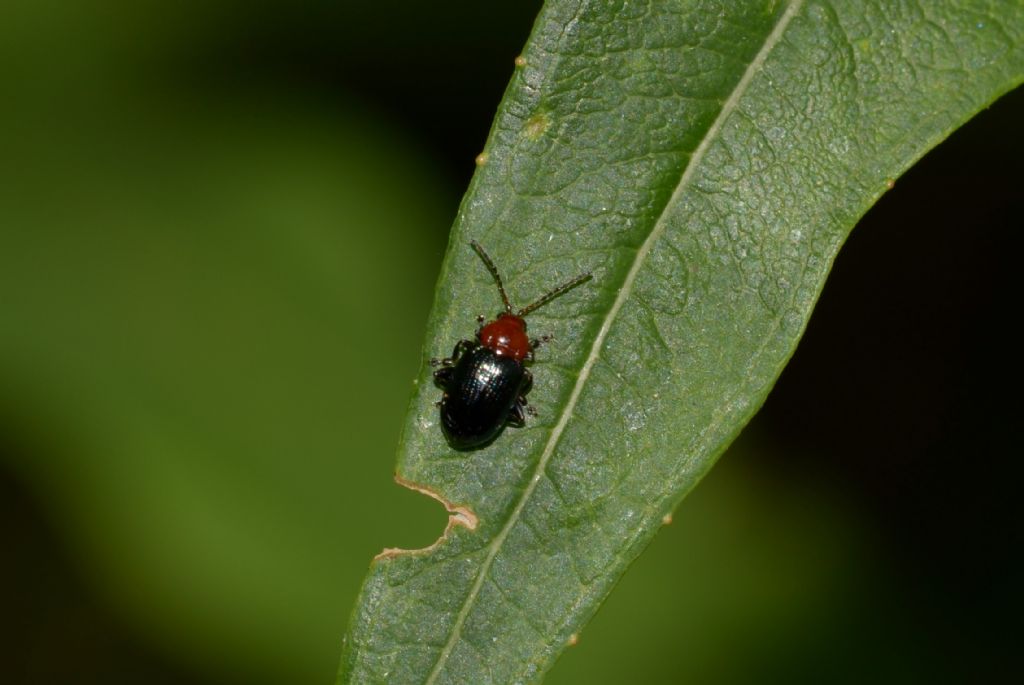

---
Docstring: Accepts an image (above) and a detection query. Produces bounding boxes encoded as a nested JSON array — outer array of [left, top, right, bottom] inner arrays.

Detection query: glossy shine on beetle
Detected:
[[431, 241, 591, 450]]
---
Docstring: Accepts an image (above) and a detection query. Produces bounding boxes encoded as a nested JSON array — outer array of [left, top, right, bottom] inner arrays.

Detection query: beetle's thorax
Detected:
[[478, 313, 530, 360]]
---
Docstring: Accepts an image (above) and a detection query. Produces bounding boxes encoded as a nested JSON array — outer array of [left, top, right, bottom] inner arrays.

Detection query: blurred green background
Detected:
[[1, 2, 1020, 683]]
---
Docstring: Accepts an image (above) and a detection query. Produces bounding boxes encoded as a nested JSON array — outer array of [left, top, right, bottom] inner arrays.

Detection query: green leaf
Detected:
[[340, 1, 1023, 683]]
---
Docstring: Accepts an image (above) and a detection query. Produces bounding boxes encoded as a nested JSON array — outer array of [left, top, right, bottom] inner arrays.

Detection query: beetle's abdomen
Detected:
[[441, 346, 526, 449]]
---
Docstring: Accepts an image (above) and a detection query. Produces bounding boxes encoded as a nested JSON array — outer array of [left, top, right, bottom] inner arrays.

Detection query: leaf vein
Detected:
[[422, 2, 805, 682]]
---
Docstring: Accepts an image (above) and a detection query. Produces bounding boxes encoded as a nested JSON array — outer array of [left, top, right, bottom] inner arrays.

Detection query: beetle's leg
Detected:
[[510, 392, 536, 427], [508, 401, 526, 427], [431, 339, 475, 368], [433, 367, 454, 388], [507, 369, 535, 427], [520, 368, 533, 396], [526, 334, 554, 362], [432, 340, 475, 389], [453, 339, 475, 360], [530, 333, 555, 349]]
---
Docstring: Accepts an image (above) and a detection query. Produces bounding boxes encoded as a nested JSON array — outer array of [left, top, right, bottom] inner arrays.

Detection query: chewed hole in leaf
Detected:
[[373, 475, 478, 561]]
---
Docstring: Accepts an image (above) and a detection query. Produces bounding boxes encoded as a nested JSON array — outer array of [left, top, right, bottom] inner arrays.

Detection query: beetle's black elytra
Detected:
[[431, 241, 591, 449]]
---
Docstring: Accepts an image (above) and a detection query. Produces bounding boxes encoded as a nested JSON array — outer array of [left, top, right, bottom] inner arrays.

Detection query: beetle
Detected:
[[431, 241, 592, 450]]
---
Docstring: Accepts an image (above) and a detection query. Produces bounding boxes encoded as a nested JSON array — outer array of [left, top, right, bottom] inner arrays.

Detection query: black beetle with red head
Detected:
[[431, 241, 592, 450]]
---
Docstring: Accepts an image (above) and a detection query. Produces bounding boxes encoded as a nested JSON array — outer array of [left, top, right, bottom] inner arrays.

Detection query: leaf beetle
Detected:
[[431, 241, 591, 450]]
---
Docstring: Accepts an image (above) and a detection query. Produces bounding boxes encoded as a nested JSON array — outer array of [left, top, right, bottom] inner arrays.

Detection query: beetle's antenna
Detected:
[[471, 240, 514, 314], [518, 271, 592, 317]]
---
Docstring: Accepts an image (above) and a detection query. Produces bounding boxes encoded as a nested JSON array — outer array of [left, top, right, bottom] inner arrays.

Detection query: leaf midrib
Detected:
[[423, 2, 804, 681]]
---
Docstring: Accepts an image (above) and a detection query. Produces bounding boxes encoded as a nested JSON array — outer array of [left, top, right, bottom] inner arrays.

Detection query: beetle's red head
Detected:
[[478, 314, 530, 360], [468, 240, 591, 362]]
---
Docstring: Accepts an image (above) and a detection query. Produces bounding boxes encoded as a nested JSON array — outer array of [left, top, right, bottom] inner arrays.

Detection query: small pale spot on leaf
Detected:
[[524, 112, 552, 141]]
